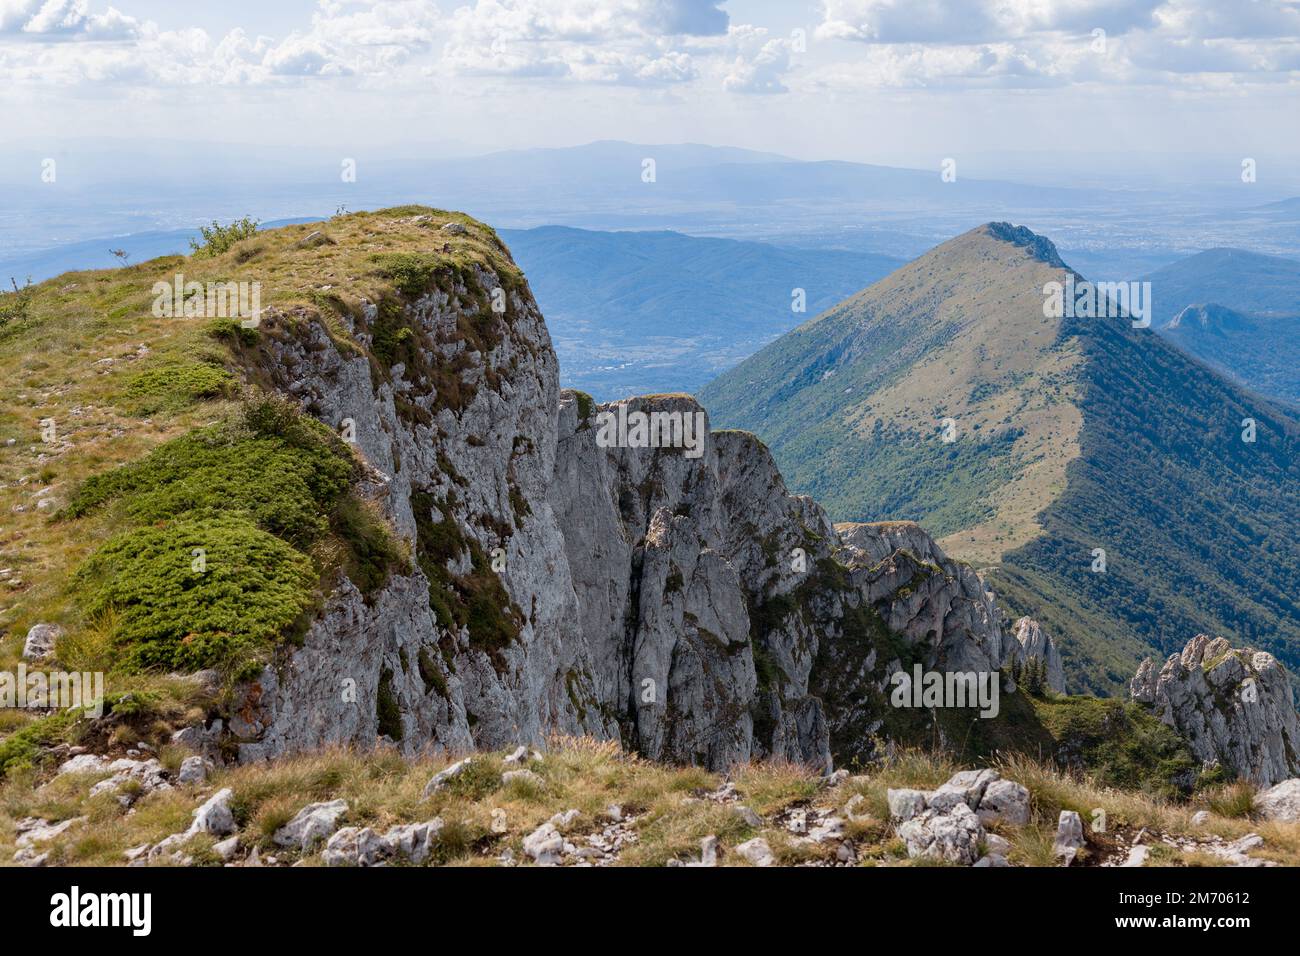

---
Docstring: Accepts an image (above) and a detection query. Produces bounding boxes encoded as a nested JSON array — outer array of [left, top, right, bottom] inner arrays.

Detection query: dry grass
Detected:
[[1, 738, 1297, 868]]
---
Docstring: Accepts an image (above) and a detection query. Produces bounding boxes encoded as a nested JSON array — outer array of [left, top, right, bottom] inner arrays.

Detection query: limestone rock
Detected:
[[1254, 778, 1300, 821], [977, 778, 1031, 826], [898, 802, 984, 865], [734, 837, 775, 867], [1011, 617, 1066, 693], [273, 799, 348, 851], [1130, 635, 1300, 787], [22, 623, 60, 661]]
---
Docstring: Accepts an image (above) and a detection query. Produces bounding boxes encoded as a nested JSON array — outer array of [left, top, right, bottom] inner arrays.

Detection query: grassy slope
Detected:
[[700, 225, 1083, 563]]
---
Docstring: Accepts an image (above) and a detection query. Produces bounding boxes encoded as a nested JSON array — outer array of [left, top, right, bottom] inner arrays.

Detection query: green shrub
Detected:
[[65, 398, 403, 675], [124, 360, 234, 412], [66, 399, 354, 546], [189, 217, 260, 258], [0, 277, 34, 330], [74, 514, 317, 673]]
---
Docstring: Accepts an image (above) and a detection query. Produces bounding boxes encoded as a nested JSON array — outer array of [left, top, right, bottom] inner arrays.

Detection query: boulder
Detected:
[[1254, 779, 1300, 822], [734, 837, 775, 867], [22, 623, 60, 661], [887, 788, 929, 822], [977, 779, 1031, 826], [273, 799, 348, 851], [523, 822, 564, 865], [898, 802, 985, 865]]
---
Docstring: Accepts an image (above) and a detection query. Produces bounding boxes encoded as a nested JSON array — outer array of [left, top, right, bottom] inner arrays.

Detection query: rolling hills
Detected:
[[701, 224, 1300, 694]]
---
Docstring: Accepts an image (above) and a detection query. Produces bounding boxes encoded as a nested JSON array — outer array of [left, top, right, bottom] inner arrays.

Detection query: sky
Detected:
[[1, 0, 1299, 173]]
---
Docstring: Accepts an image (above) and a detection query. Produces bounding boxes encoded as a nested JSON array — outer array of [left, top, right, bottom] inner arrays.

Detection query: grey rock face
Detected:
[[1130, 635, 1300, 787], [1011, 617, 1066, 693], [222, 233, 1017, 772]]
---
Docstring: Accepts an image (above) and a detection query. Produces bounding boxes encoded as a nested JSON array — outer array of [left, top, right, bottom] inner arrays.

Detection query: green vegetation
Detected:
[[0, 277, 34, 331], [410, 489, 522, 669], [123, 359, 235, 413], [189, 217, 260, 258], [64, 398, 401, 675]]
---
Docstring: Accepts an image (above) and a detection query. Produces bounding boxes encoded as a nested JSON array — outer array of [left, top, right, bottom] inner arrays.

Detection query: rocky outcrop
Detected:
[[1011, 617, 1065, 693], [1130, 635, 1300, 787], [219, 215, 1017, 772]]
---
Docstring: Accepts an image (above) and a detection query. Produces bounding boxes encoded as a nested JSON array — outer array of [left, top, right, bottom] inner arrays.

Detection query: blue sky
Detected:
[[2, 1, 1298, 171]]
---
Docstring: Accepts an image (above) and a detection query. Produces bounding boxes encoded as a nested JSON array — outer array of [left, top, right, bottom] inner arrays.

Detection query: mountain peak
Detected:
[[982, 222, 1067, 269]]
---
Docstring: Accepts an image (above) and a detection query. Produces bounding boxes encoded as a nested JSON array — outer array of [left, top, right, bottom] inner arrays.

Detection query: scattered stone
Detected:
[[273, 799, 348, 851], [502, 746, 529, 766], [423, 758, 472, 797], [823, 769, 850, 787], [491, 808, 509, 833], [734, 805, 762, 827], [523, 822, 564, 865], [787, 808, 807, 834], [441, 222, 468, 235], [1191, 809, 1212, 826], [974, 854, 1010, 867], [22, 623, 60, 661], [734, 837, 775, 867]]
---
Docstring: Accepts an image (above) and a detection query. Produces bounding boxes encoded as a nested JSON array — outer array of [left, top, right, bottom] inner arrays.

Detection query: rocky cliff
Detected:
[[220, 212, 1021, 771], [1131, 635, 1300, 787]]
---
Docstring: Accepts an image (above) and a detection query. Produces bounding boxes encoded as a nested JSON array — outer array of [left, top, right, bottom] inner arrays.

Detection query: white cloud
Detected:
[[440, 0, 726, 85], [722, 31, 792, 94], [0, 0, 141, 38]]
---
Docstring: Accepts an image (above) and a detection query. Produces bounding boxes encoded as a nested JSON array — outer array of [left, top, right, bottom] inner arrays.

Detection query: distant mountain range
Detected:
[[701, 224, 1300, 694], [501, 226, 902, 399]]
